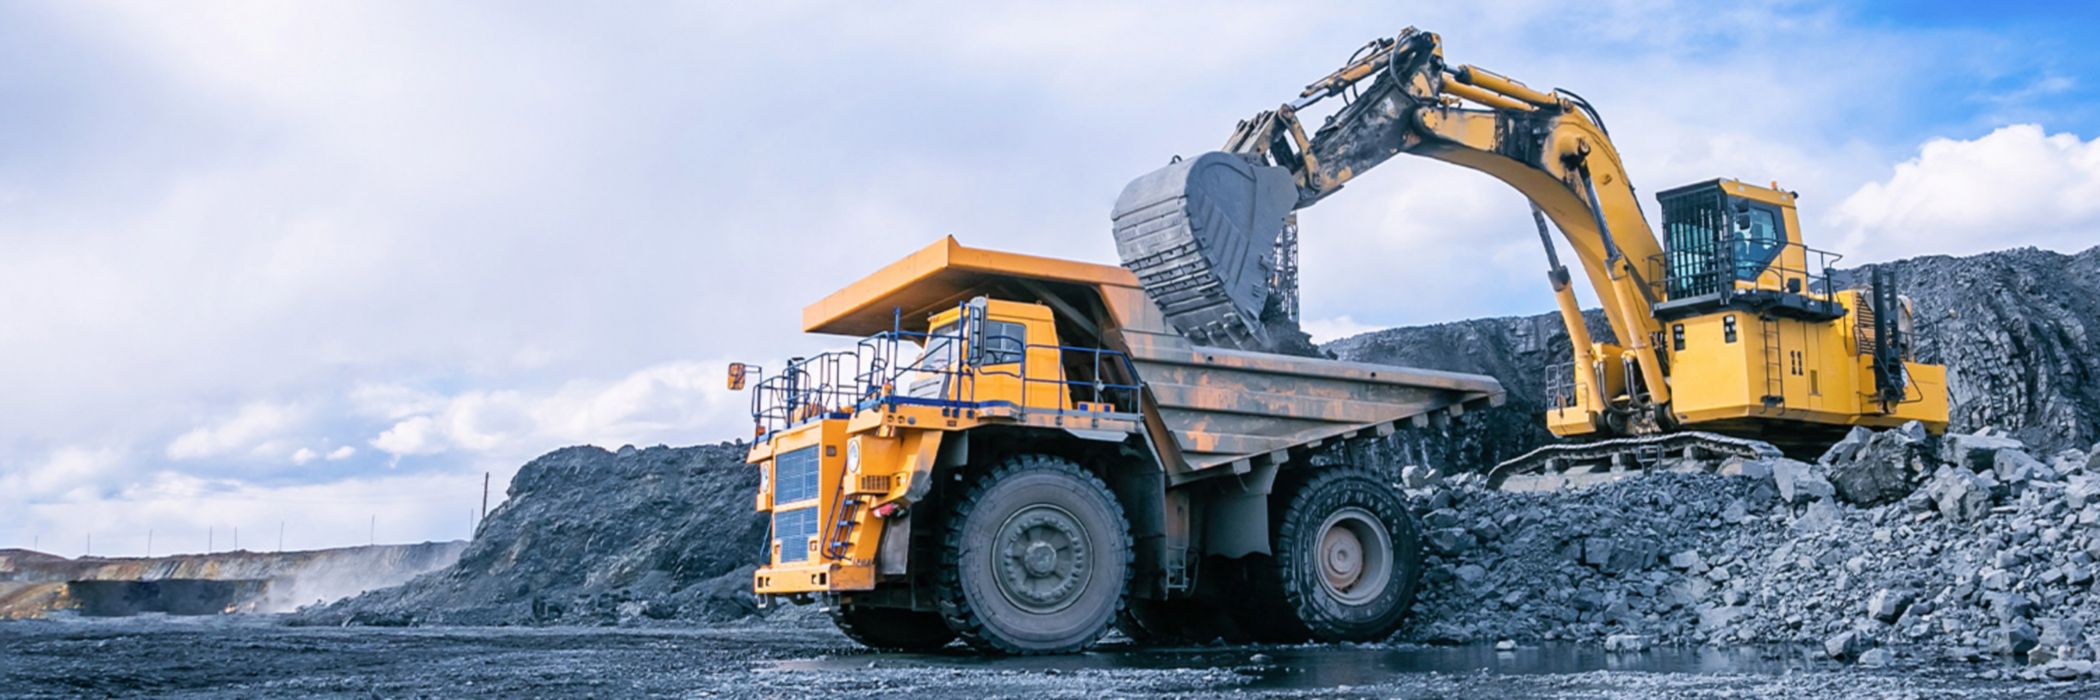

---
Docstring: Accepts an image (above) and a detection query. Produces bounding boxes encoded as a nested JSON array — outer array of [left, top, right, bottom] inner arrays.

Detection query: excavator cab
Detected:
[[1653, 179, 1843, 323]]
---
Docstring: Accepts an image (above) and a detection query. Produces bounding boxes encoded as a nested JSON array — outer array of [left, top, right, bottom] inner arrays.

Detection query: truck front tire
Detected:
[[937, 454, 1131, 654], [1251, 466, 1422, 642]]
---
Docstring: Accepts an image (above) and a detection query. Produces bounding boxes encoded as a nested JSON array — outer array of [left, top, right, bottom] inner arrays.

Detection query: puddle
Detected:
[[773, 641, 1858, 689]]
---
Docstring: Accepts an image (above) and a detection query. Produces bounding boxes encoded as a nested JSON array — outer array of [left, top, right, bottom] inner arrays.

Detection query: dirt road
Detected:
[[0, 617, 2087, 698]]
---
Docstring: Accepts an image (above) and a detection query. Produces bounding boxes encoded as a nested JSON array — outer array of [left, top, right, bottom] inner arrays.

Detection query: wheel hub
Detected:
[[1313, 507, 1393, 606], [1321, 526, 1364, 589], [995, 504, 1091, 613]]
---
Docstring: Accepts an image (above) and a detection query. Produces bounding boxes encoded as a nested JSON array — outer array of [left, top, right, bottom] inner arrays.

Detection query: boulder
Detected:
[[1820, 426, 1874, 465], [1825, 630, 1874, 660], [1830, 440, 1917, 506], [1866, 589, 1913, 623], [1668, 549, 1705, 571], [1989, 622, 2040, 657], [1857, 647, 1894, 667], [1995, 449, 2047, 484], [1943, 432, 2026, 472], [1928, 468, 1992, 522], [1773, 459, 1834, 504]]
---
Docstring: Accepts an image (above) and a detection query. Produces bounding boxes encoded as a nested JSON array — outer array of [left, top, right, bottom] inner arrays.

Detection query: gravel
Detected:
[[1401, 424, 2100, 681]]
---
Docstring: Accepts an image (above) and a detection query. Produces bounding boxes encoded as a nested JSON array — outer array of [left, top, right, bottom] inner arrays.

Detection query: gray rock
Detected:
[[1428, 528, 1475, 555], [1996, 449, 2046, 483], [1494, 639, 1516, 651], [1581, 538, 1612, 568], [1821, 426, 1874, 465], [1668, 550, 1705, 571], [1856, 647, 1894, 667], [1990, 622, 2039, 657], [1698, 605, 1748, 632], [1943, 432, 2026, 472], [1830, 437, 1918, 506], [2038, 618, 2084, 648], [1773, 459, 1833, 504], [1867, 589, 1913, 623], [1604, 633, 1648, 652], [1929, 468, 1992, 522], [1825, 630, 1873, 660], [1403, 464, 1439, 490], [1792, 499, 1841, 534]]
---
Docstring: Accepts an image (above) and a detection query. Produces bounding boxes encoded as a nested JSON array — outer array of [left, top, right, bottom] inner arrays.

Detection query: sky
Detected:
[[5, 1, 2100, 556]]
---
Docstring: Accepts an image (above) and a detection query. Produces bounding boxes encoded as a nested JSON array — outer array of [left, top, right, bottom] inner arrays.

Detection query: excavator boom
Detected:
[[1112, 27, 1948, 465]]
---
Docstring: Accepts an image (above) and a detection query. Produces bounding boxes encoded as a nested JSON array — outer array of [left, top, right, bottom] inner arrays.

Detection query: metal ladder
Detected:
[[1759, 316, 1785, 409]]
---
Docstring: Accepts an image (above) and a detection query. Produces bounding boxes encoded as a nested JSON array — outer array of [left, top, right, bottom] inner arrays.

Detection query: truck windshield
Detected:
[[905, 322, 959, 399]]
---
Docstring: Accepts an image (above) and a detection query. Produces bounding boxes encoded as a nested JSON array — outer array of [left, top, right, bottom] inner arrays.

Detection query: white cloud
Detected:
[[1834, 124, 2100, 261], [1301, 316, 1382, 344], [326, 446, 357, 461], [166, 401, 307, 460], [19, 469, 487, 557], [367, 360, 747, 462], [291, 447, 318, 465], [0, 447, 127, 502]]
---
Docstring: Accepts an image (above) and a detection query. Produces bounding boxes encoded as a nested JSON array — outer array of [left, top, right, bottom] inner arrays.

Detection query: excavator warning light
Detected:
[[727, 362, 750, 391]]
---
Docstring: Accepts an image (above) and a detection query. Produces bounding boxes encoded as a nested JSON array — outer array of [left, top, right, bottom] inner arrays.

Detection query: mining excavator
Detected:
[[1112, 28, 1949, 483]]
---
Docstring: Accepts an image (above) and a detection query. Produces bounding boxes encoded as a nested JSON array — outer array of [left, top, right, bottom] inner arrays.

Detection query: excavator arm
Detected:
[[1113, 28, 1673, 434]]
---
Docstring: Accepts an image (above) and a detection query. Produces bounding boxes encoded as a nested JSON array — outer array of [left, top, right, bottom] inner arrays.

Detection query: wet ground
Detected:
[[1, 617, 2090, 698]]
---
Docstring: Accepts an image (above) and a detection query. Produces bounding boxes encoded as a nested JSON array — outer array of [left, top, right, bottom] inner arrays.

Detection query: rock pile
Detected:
[[1402, 425, 2100, 679], [1330, 245, 2100, 469], [303, 443, 769, 627]]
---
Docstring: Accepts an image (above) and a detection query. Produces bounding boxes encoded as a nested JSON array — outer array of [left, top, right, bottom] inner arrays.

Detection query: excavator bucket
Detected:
[[1111, 151, 1298, 350]]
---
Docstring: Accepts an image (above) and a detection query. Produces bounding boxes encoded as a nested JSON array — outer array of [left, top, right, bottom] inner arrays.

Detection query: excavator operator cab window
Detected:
[[1731, 204, 1784, 283]]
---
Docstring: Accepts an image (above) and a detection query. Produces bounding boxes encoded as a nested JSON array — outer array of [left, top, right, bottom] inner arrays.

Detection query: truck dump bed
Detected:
[[803, 237, 1505, 476]]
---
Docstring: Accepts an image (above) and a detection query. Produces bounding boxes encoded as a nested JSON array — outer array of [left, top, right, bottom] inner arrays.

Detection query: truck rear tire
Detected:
[[1251, 466, 1422, 642], [937, 455, 1131, 654], [830, 602, 956, 652]]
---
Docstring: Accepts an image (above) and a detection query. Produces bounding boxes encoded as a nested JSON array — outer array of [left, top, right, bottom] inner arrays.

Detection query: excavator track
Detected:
[[1485, 431, 1782, 491], [1112, 152, 1298, 350]]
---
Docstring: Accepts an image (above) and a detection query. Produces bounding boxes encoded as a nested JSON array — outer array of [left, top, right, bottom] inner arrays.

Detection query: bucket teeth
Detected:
[[1111, 152, 1299, 350]]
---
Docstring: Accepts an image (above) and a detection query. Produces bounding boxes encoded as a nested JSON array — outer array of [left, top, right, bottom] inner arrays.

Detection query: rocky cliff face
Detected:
[[1327, 245, 2100, 472], [306, 443, 766, 626], [0, 542, 465, 618]]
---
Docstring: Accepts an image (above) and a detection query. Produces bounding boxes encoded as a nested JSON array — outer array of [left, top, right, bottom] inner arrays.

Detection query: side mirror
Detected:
[[964, 298, 989, 367], [727, 362, 749, 391]]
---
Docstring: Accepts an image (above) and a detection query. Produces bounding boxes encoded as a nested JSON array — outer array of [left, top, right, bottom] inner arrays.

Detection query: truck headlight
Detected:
[[846, 437, 862, 473]]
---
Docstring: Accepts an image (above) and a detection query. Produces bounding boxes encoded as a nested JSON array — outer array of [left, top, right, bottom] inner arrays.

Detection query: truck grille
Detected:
[[773, 446, 820, 504], [773, 507, 819, 563]]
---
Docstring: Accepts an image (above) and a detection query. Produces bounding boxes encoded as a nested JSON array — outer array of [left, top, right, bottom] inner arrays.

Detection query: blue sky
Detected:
[[5, 1, 2099, 555]]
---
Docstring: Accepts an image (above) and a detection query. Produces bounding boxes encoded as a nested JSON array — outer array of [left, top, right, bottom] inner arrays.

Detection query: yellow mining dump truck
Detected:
[[729, 237, 1502, 654]]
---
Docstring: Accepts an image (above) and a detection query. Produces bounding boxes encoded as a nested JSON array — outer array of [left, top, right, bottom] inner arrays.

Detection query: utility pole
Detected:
[[482, 472, 491, 522], [279, 522, 285, 552], [233, 526, 239, 552], [209, 527, 214, 554], [85, 532, 91, 557], [369, 514, 375, 546], [147, 529, 153, 558]]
